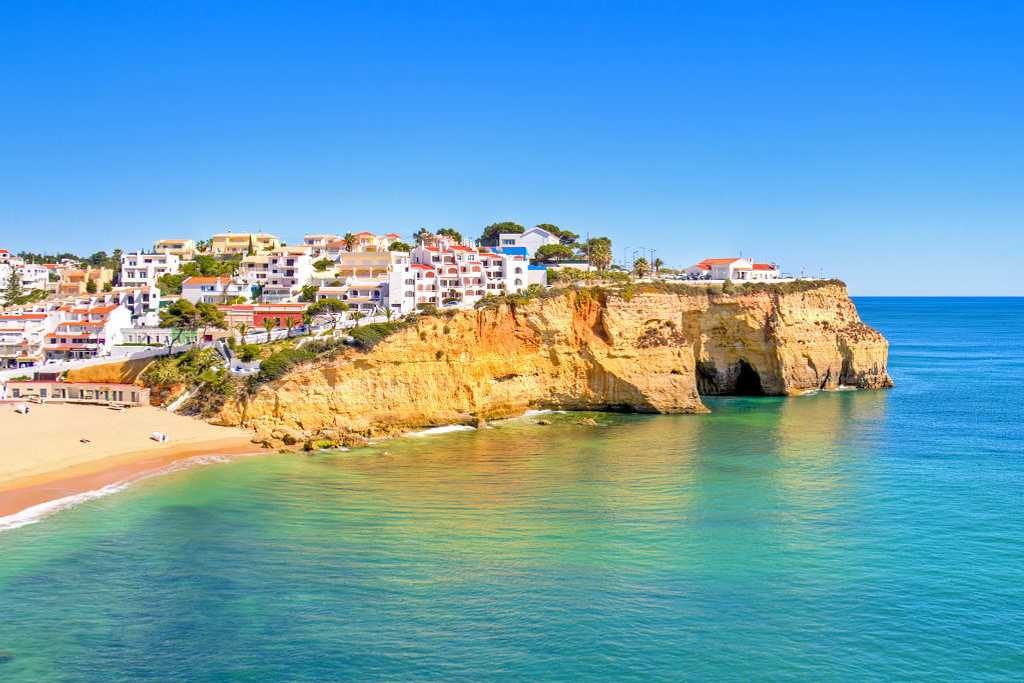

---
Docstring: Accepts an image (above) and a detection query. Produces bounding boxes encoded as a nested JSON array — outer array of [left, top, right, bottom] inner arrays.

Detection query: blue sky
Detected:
[[1, 1, 1021, 295]]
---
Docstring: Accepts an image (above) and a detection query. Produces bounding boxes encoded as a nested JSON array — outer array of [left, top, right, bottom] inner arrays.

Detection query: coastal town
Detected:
[[0, 222, 790, 411]]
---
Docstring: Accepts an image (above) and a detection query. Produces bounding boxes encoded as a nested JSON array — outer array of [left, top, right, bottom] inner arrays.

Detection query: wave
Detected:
[[0, 454, 237, 533]]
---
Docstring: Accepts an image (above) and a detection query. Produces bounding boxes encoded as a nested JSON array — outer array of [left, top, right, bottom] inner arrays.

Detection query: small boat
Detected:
[[149, 432, 169, 443], [13, 403, 29, 415]]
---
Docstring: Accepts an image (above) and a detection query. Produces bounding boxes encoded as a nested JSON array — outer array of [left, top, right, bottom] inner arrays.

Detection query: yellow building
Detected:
[[336, 250, 405, 279], [210, 232, 281, 256], [153, 239, 197, 260], [58, 268, 113, 296]]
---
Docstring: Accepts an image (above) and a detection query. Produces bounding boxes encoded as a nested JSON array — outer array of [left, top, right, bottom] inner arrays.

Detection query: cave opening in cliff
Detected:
[[733, 360, 764, 396]]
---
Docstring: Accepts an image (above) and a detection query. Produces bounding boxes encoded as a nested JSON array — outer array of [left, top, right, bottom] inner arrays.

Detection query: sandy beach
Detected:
[[0, 402, 260, 517]]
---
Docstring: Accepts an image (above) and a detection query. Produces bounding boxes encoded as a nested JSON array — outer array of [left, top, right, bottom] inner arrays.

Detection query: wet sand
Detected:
[[0, 403, 260, 517]]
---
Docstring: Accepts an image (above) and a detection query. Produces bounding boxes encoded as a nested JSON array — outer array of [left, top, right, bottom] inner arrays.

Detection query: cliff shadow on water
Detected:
[[209, 280, 892, 449]]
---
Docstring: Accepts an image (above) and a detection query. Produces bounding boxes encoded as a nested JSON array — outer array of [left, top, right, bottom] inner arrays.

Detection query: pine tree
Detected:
[[3, 268, 24, 306]]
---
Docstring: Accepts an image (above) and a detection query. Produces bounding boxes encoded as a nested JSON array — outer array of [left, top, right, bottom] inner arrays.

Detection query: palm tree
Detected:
[[585, 237, 613, 272], [414, 228, 432, 246], [236, 322, 249, 343], [343, 232, 357, 252], [653, 258, 664, 276], [633, 257, 650, 279], [383, 305, 394, 322], [263, 317, 275, 343], [285, 317, 296, 338], [350, 311, 364, 328]]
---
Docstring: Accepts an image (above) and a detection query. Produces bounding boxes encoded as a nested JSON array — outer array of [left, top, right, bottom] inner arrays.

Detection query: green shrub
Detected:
[[349, 322, 402, 349], [238, 344, 261, 362], [255, 347, 316, 383]]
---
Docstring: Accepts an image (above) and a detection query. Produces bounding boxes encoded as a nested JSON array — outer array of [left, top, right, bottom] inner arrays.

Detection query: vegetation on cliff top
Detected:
[[475, 277, 847, 310]]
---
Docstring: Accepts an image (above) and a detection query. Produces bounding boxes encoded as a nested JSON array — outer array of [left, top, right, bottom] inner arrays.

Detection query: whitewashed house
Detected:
[[496, 226, 560, 258], [120, 251, 181, 288], [181, 276, 251, 304], [685, 258, 781, 281]]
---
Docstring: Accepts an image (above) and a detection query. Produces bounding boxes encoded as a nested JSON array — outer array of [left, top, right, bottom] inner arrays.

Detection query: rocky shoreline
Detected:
[[208, 281, 892, 450]]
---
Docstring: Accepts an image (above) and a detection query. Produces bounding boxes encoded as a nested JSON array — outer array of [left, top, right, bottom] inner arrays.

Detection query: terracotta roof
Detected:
[[182, 276, 231, 286], [353, 231, 374, 237], [698, 258, 745, 266], [752, 263, 777, 271], [384, 233, 401, 238]]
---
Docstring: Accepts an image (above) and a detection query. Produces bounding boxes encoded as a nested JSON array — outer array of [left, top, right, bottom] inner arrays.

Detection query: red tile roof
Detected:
[[752, 263, 777, 271], [182, 276, 231, 286], [697, 258, 744, 266]]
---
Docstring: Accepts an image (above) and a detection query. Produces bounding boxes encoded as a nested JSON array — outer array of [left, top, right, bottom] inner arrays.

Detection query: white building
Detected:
[[0, 309, 60, 368], [238, 253, 272, 288], [181, 276, 252, 305], [262, 246, 314, 302], [685, 258, 782, 281], [0, 261, 49, 294], [44, 302, 132, 361], [409, 236, 534, 308], [111, 286, 162, 326], [120, 251, 181, 288], [495, 226, 560, 258], [314, 250, 414, 315], [153, 239, 197, 260], [303, 234, 340, 255]]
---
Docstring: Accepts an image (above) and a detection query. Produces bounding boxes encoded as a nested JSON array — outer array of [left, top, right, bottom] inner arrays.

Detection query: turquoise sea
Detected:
[[1, 297, 1022, 681]]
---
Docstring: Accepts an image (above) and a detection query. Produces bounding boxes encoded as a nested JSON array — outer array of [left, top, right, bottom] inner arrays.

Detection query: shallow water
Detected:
[[0, 297, 1022, 681]]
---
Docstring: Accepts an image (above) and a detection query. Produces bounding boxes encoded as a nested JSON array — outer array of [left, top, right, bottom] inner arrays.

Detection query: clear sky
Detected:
[[1, 2, 1021, 295]]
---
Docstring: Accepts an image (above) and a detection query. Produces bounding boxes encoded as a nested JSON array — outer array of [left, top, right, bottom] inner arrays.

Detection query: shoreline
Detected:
[[0, 403, 263, 521], [0, 437, 262, 519]]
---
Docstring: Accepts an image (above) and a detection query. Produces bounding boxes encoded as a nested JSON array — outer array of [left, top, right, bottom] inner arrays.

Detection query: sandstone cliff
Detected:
[[211, 281, 891, 445]]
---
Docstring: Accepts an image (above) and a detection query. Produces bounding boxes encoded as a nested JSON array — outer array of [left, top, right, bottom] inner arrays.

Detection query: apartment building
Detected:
[[181, 276, 252, 305], [44, 303, 131, 361], [408, 236, 533, 308], [58, 268, 113, 296], [303, 234, 340, 255], [120, 251, 181, 288], [321, 231, 402, 258], [0, 309, 60, 368], [210, 232, 281, 256], [0, 260, 48, 294], [111, 286, 162, 325], [261, 246, 313, 303], [153, 239, 197, 260], [237, 253, 272, 287]]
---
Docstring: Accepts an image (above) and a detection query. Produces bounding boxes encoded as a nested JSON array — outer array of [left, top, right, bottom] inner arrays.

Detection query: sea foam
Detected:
[[0, 454, 236, 533]]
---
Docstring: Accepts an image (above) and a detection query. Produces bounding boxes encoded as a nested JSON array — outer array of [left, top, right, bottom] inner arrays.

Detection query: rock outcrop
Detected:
[[212, 281, 891, 444]]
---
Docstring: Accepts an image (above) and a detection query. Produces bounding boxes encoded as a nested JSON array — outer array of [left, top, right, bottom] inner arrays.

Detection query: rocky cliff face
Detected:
[[213, 281, 891, 444]]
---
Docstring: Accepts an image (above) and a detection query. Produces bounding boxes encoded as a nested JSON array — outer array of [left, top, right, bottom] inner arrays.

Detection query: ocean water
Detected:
[[0, 297, 1022, 681]]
